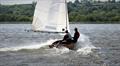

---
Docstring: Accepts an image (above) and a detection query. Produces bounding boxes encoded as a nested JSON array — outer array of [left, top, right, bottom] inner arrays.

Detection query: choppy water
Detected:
[[0, 24, 120, 66]]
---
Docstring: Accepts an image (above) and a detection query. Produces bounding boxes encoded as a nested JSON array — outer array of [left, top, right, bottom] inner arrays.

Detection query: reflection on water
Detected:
[[0, 24, 120, 66]]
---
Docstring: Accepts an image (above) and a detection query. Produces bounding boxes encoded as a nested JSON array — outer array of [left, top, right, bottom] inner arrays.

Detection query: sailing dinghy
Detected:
[[32, 0, 74, 49]]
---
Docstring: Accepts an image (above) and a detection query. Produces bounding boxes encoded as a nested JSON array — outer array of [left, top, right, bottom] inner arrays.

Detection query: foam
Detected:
[[76, 34, 96, 55], [0, 39, 57, 51], [0, 34, 97, 55]]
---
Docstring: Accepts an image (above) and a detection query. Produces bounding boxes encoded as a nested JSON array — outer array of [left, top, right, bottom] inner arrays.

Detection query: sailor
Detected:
[[73, 28, 80, 43], [59, 30, 72, 44], [49, 30, 72, 48], [63, 30, 72, 41]]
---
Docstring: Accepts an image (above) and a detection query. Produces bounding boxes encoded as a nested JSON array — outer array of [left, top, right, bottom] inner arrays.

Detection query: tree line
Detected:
[[0, 3, 35, 23], [68, 0, 120, 23], [0, 0, 120, 23]]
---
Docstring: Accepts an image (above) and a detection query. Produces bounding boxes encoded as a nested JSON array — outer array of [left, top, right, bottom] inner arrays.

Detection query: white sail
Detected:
[[32, 0, 69, 32]]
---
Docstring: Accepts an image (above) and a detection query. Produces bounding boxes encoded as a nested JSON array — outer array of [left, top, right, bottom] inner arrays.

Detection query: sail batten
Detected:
[[32, 0, 69, 32]]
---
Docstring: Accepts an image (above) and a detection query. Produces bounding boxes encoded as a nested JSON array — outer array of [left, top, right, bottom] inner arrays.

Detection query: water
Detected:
[[0, 24, 120, 66]]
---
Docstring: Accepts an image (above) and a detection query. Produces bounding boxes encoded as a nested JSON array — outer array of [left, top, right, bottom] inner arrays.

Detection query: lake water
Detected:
[[0, 24, 120, 66]]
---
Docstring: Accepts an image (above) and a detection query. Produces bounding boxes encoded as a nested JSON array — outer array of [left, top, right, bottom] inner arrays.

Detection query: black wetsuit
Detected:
[[73, 31, 80, 43], [63, 33, 72, 41], [62, 33, 72, 44]]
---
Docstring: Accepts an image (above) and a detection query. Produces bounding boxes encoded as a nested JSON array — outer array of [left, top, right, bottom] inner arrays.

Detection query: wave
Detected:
[[0, 34, 98, 55], [76, 34, 97, 55]]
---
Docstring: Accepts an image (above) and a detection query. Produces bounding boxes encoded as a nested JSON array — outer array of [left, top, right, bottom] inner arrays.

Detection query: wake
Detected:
[[0, 39, 57, 51], [0, 34, 97, 55], [76, 34, 96, 55]]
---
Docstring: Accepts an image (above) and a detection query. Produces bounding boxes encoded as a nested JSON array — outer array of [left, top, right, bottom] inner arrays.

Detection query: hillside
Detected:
[[0, 0, 120, 23]]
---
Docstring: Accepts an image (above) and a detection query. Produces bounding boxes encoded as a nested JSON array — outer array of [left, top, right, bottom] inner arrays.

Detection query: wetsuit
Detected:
[[63, 33, 72, 41], [73, 31, 80, 43], [62, 32, 73, 44]]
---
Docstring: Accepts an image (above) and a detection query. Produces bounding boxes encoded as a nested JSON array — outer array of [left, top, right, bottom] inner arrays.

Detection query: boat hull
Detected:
[[49, 40, 75, 50]]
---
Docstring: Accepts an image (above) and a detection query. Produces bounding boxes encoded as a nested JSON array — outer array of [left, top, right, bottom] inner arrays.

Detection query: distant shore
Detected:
[[0, 1, 120, 23]]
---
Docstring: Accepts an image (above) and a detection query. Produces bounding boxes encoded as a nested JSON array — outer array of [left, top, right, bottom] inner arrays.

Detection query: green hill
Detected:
[[0, 1, 120, 23]]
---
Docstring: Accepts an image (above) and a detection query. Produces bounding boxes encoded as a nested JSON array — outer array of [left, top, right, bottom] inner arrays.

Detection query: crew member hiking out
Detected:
[[49, 30, 72, 48], [62, 30, 72, 44]]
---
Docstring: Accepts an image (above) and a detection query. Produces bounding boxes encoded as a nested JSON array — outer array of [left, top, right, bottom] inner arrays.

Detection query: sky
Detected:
[[0, 0, 119, 5]]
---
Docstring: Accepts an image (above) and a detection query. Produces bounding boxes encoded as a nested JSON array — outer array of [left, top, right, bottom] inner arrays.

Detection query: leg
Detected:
[[49, 40, 62, 48]]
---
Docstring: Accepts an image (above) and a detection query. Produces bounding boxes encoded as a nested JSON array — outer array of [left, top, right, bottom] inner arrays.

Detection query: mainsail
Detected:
[[32, 0, 69, 32]]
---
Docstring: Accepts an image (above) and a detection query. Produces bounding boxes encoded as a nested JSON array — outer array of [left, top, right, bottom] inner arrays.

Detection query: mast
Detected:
[[65, 0, 68, 31]]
